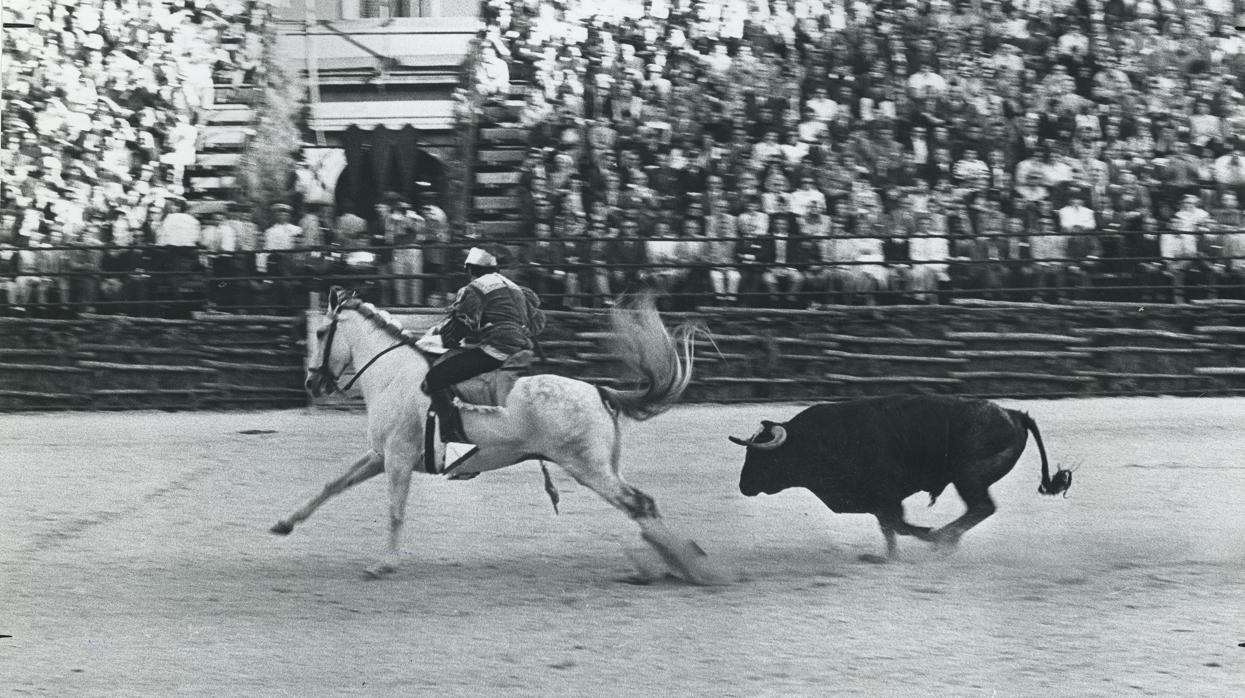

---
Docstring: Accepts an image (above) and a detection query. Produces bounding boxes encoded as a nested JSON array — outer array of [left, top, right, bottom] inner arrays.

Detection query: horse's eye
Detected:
[[315, 327, 328, 339]]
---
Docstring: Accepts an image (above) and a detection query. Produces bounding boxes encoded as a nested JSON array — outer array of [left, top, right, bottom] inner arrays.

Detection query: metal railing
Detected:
[[1, 230, 1243, 316]]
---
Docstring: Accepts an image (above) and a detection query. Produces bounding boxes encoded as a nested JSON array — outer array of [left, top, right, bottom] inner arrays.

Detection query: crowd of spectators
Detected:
[[0, 0, 269, 316], [480, 0, 1245, 308], [8, 0, 1245, 317]]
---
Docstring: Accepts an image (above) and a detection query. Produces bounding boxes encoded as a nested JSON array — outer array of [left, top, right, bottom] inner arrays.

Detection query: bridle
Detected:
[[309, 299, 414, 394]]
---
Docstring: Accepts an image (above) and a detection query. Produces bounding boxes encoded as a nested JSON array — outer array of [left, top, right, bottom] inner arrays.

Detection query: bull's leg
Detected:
[[932, 482, 997, 550], [864, 502, 934, 563], [860, 522, 898, 565], [365, 447, 417, 579], [271, 450, 385, 535], [562, 461, 729, 586]]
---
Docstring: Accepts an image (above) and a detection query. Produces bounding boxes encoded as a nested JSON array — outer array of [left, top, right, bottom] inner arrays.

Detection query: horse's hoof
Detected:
[[858, 553, 890, 565], [270, 521, 293, 536], [363, 563, 397, 579]]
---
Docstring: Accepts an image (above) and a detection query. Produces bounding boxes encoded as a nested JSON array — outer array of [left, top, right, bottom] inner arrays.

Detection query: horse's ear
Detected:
[[328, 286, 345, 312]]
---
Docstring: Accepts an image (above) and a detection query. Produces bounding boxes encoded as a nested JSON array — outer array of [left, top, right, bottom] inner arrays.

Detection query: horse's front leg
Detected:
[[271, 450, 384, 535], [364, 447, 416, 579], [564, 463, 730, 586]]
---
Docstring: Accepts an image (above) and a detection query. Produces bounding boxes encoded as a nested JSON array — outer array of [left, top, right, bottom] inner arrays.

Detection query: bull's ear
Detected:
[[761, 420, 774, 428]]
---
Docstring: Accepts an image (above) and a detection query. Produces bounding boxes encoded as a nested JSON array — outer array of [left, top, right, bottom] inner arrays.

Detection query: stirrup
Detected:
[[443, 442, 479, 474]]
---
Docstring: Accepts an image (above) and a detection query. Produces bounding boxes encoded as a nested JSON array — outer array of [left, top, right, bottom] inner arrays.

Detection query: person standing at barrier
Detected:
[[418, 246, 546, 471], [261, 204, 302, 313], [200, 211, 239, 312], [155, 197, 202, 317], [226, 203, 261, 311], [1165, 194, 1212, 303], [390, 198, 425, 308], [417, 193, 450, 306], [1218, 193, 1245, 300]]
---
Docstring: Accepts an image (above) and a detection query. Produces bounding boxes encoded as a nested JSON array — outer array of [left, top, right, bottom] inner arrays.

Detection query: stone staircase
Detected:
[[185, 88, 258, 211], [468, 83, 530, 241]]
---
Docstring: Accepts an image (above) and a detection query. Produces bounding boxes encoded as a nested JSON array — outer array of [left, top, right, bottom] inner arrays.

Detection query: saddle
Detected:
[[446, 349, 536, 408], [418, 349, 536, 476]]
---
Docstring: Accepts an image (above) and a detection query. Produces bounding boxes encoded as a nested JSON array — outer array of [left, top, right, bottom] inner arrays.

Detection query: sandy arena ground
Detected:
[[2, 397, 1243, 696]]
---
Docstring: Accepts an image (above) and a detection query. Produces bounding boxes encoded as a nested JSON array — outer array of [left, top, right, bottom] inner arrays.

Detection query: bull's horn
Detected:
[[728, 435, 751, 447], [752, 425, 787, 450]]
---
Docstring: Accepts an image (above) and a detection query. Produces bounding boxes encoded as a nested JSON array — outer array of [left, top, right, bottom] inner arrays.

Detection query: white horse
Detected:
[[271, 288, 727, 584]]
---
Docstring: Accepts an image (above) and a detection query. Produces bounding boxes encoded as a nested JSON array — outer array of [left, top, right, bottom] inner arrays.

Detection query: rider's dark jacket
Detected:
[[440, 272, 546, 360]]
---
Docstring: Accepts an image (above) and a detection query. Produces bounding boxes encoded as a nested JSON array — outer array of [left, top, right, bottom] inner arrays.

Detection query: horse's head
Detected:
[[305, 287, 358, 397]]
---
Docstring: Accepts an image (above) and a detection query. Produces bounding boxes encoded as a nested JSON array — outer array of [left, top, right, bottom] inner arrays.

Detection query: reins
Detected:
[[335, 340, 411, 392]]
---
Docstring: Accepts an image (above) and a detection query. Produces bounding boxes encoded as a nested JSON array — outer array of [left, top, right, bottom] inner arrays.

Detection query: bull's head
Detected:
[[730, 420, 793, 497]]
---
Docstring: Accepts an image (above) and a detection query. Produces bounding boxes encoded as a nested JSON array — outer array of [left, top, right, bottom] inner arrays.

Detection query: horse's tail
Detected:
[[596, 294, 699, 422]]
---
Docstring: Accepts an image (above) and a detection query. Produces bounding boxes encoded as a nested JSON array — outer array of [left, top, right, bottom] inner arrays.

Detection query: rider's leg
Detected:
[[424, 348, 504, 446]]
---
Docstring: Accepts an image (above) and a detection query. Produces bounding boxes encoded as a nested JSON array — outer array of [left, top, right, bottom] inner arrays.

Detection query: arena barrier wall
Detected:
[[2, 301, 1244, 411]]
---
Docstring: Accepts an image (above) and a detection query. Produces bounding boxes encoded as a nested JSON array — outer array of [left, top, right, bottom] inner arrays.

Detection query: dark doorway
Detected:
[[336, 125, 446, 215]]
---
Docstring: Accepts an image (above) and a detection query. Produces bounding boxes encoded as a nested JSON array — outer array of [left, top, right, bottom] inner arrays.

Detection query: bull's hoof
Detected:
[[858, 553, 890, 565], [270, 521, 293, 536], [363, 563, 397, 579], [931, 532, 961, 555]]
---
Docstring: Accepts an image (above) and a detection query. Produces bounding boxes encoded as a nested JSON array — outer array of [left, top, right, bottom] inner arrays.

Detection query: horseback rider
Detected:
[[423, 246, 546, 470]]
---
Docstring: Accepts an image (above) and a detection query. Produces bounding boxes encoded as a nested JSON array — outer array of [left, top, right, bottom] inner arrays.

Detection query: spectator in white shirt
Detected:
[[906, 65, 947, 99], [1057, 196, 1097, 234], [805, 86, 838, 122], [1213, 143, 1245, 194], [1165, 194, 1212, 301], [797, 108, 827, 144], [156, 199, 201, 247], [908, 214, 950, 303], [477, 42, 512, 98], [952, 148, 991, 195], [788, 176, 828, 218]]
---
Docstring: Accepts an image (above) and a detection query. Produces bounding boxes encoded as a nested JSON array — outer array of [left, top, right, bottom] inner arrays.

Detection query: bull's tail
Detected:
[[1014, 410, 1072, 497], [596, 293, 699, 422]]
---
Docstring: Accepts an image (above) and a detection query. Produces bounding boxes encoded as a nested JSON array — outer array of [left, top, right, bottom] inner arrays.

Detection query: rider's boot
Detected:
[[429, 388, 478, 472]]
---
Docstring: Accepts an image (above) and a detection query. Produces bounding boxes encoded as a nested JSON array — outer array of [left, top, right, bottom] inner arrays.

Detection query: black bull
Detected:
[[732, 395, 1073, 561]]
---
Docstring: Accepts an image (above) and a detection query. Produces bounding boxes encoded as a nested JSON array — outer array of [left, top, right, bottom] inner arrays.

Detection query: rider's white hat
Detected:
[[464, 247, 498, 267]]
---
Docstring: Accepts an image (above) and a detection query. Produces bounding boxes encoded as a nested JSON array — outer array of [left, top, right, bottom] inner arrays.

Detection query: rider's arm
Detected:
[[442, 285, 484, 346]]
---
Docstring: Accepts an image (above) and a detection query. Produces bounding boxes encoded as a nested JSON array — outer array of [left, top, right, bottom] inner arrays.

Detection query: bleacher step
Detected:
[[477, 148, 526, 165], [201, 126, 253, 149], [476, 171, 523, 186], [206, 105, 256, 125]]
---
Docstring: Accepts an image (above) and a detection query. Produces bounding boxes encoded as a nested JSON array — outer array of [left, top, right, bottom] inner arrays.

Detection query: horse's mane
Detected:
[[340, 298, 411, 343]]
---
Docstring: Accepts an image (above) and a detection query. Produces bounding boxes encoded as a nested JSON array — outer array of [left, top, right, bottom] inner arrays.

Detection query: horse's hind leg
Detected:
[[565, 463, 729, 586], [271, 451, 384, 535], [364, 448, 415, 579]]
